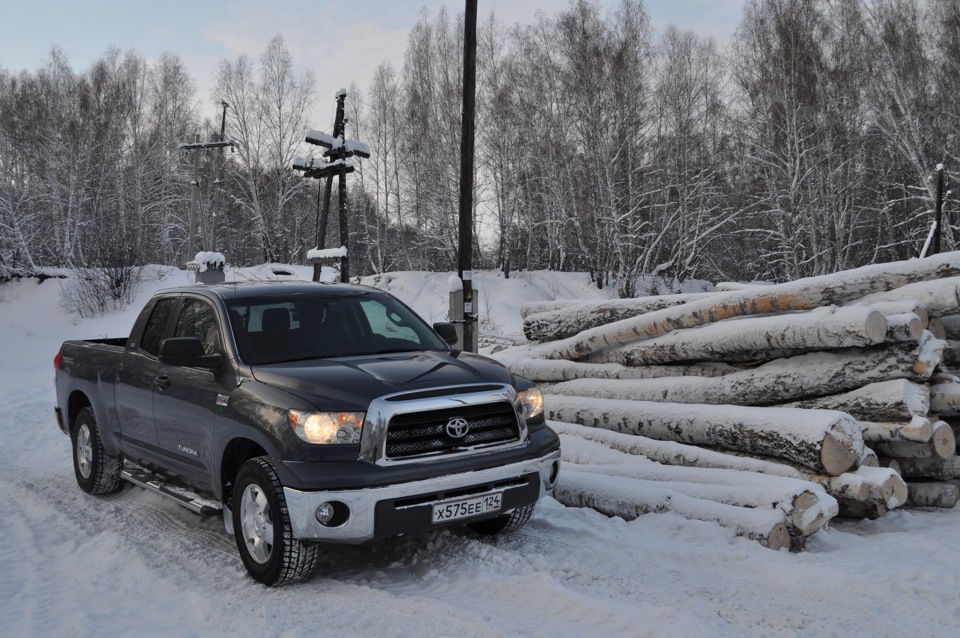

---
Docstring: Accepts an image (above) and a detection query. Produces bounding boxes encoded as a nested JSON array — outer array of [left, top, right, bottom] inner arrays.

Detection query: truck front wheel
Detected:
[[232, 457, 320, 586], [72, 407, 123, 494]]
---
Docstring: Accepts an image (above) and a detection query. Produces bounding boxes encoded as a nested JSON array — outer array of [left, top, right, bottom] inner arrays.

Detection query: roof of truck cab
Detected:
[[155, 280, 381, 301]]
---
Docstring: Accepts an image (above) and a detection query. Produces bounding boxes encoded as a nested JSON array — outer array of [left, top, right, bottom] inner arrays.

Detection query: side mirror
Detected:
[[432, 321, 459, 347], [159, 337, 222, 369]]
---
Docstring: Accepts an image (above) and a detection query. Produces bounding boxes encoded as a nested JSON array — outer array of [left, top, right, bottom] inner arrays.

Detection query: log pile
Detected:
[[495, 253, 960, 548]]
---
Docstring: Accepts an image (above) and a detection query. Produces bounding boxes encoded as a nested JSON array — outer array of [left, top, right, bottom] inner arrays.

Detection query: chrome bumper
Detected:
[[283, 449, 561, 542]]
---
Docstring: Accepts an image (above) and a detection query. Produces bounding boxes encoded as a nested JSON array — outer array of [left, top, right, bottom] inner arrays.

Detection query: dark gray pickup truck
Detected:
[[54, 280, 560, 585]]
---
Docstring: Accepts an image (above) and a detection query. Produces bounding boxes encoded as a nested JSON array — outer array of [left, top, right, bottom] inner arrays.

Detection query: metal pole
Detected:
[[458, 0, 478, 352]]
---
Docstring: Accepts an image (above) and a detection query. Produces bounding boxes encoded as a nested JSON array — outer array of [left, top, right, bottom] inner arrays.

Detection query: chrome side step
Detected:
[[121, 468, 222, 517]]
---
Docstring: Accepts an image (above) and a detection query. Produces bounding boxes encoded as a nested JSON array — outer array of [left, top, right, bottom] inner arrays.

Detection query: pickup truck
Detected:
[[54, 280, 560, 585]]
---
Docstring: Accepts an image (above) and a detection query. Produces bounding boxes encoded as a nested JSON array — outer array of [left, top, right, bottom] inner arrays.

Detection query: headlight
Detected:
[[518, 386, 544, 420], [288, 410, 364, 444]]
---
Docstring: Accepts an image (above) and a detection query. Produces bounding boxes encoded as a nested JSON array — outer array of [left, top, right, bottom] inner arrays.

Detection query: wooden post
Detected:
[[934, 164, 945, 255], [457, 0, 478, 352], [188, 133, 200, 260]]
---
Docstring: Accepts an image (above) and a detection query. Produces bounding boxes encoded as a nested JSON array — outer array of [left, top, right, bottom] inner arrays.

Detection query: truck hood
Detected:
[[250, 350, 514, 411]]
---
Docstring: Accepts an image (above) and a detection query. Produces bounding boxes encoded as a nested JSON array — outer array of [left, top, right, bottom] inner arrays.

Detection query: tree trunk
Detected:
[[545, 395, 863, 475], [552, 421, 900, 508], [778, 379, 930, 422], [552, 470, 791, 550], [536, 251, 960, 361], [585, 306, 888, 366], [906, 481, 960, 508], [546, 335, 944, 408], [563, 461, 835, 538], [930, 382, 960, 416], [522, 293, 714, 342], [896, 455, 960, 479], [850, 276, 960, 318], [870, 420, 956, 459], [855, 301, 929, 327], [520, 292, 712, 320], [861, 416, 933, 444], [502, 358, 735, 383], [885, 313, 924, 341], [938, 314, 960, 339]]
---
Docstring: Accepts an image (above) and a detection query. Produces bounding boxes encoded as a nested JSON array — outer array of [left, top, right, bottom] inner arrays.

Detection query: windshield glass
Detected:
[[226, 292, 448, 365]]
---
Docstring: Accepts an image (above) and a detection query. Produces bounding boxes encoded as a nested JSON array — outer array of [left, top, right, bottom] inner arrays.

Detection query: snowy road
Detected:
[[4, 271, 960, 637]]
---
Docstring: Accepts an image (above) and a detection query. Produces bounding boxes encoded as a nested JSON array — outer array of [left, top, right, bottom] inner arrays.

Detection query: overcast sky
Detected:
[[0, 0, 744, 124]]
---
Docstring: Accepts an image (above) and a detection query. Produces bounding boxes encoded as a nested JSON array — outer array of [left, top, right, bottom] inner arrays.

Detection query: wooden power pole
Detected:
[[297, 90, 369, 283], [458, 0, 479, 353]]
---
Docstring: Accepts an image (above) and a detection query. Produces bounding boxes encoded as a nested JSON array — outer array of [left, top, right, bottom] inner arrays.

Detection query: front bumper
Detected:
[[283, 449, 561, 543]]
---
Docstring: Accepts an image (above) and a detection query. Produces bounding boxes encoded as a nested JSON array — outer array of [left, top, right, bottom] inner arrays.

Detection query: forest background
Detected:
[[2, 0, 959, 299]]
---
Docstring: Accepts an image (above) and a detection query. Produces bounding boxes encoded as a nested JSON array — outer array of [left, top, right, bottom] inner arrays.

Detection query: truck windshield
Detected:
[[226, 294, 448, 365]]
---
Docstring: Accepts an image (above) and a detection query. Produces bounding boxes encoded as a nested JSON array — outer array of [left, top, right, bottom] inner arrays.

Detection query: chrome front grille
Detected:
[[385, 402, 520, 459], [359, 384, 530, 467]]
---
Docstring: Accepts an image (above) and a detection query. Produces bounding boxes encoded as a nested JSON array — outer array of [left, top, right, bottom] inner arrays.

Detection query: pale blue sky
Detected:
[[0, 0, 743, 122]]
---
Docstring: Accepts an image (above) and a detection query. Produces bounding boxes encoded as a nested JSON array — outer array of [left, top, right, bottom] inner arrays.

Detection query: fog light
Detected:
[[548, 460, 561, 488], [316, 502, 336, 525]]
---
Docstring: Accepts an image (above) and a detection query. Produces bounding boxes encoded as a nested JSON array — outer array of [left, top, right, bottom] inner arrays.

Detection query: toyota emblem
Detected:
[[445, 416, 470, 439]]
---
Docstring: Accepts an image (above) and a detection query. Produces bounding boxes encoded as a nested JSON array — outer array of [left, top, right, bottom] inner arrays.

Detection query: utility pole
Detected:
[[297, 90, 369, 282], [178, 124, 234, 260], [458, 0, 479, 353], [211, 101, 229, 253]]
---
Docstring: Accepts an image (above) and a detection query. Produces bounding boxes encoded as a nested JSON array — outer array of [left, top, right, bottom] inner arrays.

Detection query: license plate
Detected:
[[432, 492, 502, 524]]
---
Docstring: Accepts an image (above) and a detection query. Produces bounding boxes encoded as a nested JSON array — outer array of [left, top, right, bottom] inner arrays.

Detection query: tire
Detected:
[[72, 407, 123, 495], [232, 457, 320, 586], [467, 503, 535, 536]]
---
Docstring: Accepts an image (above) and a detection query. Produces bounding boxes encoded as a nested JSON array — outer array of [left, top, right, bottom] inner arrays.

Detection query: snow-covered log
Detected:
[[503, 359, 734, 383], [928, 318, 947, 339], [861, 416, 933, 445], [778, 380, 930, 422], [885, 313, 924, 341], [938, 314, 960, 339], [529, 252, 960, 361], [562, 461, 834, 538], [584, 306, 888, 366], [553, 470, 791, 550], [545, 396, 863, 475], [895, 456, 960, 479], [906, 482, 960, 508], [869, 420, 956, 459], [547, 335, 944, 408], [856, 301, 929, 327], [520, 293, 712, 321], [552, 421, 899, 506], [930, 382, 960, 416], [851, 276, 960, 318], [854, 465, 908, 508]]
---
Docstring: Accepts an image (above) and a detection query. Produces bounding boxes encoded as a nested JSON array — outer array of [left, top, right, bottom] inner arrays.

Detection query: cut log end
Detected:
[[763, 522, 791, 551], [820, 431, 862, 477], [932, 421, 958, 459]]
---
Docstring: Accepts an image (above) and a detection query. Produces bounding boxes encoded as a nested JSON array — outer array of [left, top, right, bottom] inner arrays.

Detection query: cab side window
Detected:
[[174, 299, 220, 356], [140, 298, 177, 357]]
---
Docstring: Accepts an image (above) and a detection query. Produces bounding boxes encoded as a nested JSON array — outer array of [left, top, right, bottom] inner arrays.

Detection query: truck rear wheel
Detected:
[[232, 457, 320, 586], [467, 503, 535, 536], [72, 407, 123, 494]]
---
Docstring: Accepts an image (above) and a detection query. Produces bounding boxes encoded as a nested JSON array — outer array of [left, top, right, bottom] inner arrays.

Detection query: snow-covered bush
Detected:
[[59, 266, 143, 318]]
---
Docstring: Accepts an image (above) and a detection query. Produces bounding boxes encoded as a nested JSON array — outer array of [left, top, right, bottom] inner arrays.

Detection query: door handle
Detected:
[[155, 375, 171, 391]]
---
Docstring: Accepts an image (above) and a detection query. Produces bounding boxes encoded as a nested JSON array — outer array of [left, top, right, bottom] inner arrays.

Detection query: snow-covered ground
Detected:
[[3, 266, 960, 637]]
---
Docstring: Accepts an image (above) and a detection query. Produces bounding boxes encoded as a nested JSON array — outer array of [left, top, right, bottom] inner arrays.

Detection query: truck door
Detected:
[[153, 296, 223, 491], [116, 296, 177, 466]]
